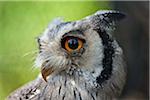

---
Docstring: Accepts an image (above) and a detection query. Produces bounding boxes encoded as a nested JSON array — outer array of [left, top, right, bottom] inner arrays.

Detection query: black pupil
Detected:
[[68, 38, 78, 50]]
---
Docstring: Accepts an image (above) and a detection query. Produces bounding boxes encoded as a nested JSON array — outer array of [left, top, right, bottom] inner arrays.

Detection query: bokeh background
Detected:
[[0, 1, 148, 100]]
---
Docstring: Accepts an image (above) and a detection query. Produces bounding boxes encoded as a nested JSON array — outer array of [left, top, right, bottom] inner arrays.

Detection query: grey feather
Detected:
[[7, 10, 126, 100]]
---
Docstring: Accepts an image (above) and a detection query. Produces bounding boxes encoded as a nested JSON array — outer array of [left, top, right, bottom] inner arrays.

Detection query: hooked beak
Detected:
[[41, 66, 54, 82]]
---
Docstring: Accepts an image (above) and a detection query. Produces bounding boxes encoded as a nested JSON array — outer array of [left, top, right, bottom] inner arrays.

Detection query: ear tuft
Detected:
[[87, 10, 126, 31], [95, 10, 126, 22]]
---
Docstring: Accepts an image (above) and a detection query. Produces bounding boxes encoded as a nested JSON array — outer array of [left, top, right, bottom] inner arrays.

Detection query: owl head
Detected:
[[35, 10, 125, 87]]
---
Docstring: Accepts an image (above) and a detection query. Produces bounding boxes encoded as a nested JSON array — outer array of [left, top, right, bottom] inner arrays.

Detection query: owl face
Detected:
[[35, 10, 125, 86], [36, 20, 103, 81]]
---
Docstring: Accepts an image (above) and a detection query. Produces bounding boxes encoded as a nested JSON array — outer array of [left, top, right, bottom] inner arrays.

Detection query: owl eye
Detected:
[[62, 37, 83, 52]]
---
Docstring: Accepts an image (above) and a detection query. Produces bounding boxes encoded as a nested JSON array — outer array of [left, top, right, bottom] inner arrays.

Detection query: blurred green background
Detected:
[[0, 1, 111, 99]]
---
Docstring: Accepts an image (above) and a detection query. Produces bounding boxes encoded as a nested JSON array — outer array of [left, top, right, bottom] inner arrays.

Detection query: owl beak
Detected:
[[41, 67, 54, 82]]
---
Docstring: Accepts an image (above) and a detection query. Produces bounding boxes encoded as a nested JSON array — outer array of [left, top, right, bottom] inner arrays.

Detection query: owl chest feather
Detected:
[[38, 71, 113, 100]]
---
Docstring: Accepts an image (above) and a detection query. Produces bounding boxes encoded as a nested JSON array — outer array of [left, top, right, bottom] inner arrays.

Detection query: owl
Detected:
[[7, 10, 126, 100]]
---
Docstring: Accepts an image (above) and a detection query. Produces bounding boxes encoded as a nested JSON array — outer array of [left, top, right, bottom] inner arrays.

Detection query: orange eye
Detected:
[[64, 37, 83, 52]]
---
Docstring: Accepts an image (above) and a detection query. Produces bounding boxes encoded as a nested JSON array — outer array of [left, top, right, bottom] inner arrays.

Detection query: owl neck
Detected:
[[44, 67, 118, 100]]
